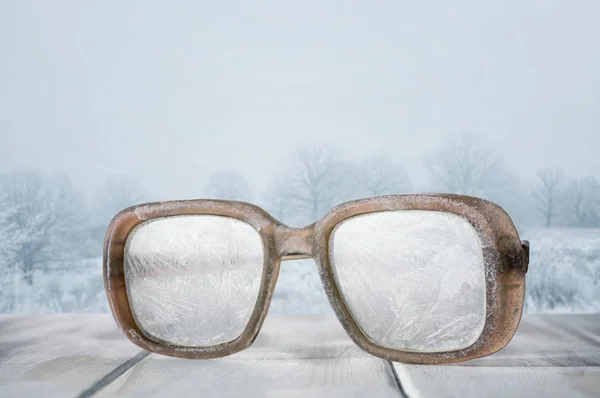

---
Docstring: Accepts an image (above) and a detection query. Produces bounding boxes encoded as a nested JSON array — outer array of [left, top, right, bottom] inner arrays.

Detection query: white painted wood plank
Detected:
[[0, 315, 400, 398], [460, 315, 600, 367], [396, 366, 600, 398], [393, 314, 600, 398], [95, 315, 400, 398], [4, 314, 598, 397], [0, 314, 142, 398]]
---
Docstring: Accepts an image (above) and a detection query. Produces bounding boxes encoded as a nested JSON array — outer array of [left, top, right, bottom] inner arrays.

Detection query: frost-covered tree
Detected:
[[0, 195, 26, 311], [566, 177, 600, 227], [281, 145, 356, 223], [426, 132, 509, 196], [533, 168, 565, 227], [0, 171, 86, 285], [205, 171, 254, 202], [524, 228, 600, 312], [356, 156, 412, 196]]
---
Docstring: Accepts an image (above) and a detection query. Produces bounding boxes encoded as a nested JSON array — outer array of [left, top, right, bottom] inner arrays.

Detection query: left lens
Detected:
[[124, 215, 264, 347]]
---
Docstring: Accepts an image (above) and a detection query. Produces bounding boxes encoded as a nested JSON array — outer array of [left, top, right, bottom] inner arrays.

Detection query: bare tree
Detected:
[[533, 168, 565, 227], [0, 171, 85, 284], [205, 171, 254, 202], [89, 175, 151, 246], [283, 145, 356, 223], [96, 175, 149, 215], [357, 156, 412, 196], [566, 177, 600, 227], [426, 132, 508, 196], [261, 176, 293, 222], [487, 172, 533, 230]]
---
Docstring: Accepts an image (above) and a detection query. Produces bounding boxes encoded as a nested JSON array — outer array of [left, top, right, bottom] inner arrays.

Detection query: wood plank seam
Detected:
[[75, 351, 151, 398], [386, 360, 409, 398]]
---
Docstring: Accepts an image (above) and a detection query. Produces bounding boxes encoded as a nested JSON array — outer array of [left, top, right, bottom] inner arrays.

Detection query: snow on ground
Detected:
[[1, 258, 110, 313], [1, 228, 598, 314], [521, 228, 600, 313]]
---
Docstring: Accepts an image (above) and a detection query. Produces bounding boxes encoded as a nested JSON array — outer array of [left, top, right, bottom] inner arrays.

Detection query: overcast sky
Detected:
[[1, 0, 599, 200]]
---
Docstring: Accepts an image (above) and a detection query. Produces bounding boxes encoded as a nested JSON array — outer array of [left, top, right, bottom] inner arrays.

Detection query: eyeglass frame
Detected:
[[103, 193, 530, 364]]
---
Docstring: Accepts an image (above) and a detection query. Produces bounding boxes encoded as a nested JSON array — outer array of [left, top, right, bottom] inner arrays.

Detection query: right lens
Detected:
[[124, 215, 264, 347], [329, 210, 486, 353]]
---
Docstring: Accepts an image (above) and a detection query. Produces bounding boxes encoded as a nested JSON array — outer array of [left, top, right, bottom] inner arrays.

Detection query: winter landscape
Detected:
[[2, 2, 599, 316], [1, 135, 599, 315], [2, 228, 599, 315]]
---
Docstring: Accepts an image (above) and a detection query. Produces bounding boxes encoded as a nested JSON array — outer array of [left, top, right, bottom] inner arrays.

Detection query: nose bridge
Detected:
[[274, 223, 315, 259]]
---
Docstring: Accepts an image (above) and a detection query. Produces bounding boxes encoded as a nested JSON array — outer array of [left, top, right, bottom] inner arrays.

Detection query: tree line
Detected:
[[1, 132, 598, 289], [208, 133, 599, 229]]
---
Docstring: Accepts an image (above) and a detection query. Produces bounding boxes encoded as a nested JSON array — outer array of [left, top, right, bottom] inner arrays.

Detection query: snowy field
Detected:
[[521, 228, 600, 313], [1, 228, 599, 314]]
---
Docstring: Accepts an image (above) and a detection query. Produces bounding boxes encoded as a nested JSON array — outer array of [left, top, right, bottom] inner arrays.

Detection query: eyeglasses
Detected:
[[103, 194, 529, 364]]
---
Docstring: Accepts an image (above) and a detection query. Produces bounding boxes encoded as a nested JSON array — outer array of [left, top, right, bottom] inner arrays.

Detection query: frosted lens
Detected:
[[124, 215, 264, 347], [329, 210, 486, 352]]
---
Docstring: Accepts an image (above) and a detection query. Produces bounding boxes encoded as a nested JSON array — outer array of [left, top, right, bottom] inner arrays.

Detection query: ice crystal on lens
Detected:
[[125, 215, 264, 347], [330, 210, 486, 352]]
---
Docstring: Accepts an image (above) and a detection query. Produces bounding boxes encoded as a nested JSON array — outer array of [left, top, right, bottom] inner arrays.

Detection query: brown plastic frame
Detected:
[[103, 193, 529, 364]]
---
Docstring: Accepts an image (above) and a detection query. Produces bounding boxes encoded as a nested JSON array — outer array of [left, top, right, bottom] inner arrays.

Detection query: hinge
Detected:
[[521, 240, 530, 273]]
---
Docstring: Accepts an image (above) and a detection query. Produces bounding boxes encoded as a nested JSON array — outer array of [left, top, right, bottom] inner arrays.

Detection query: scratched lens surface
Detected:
[[329, 210, 486, 353], [124, 215, 264, 347]]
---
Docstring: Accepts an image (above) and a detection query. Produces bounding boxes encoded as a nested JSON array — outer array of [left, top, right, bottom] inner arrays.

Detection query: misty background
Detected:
[[0, 1, 599, 314]]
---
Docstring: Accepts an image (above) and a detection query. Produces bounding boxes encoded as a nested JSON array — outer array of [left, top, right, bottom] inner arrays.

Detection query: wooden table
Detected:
[[0, 314, 599, 397]]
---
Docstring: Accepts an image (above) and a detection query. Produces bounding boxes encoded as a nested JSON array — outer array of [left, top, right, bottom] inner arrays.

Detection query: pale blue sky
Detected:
[[1, 0, 599, 199]]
